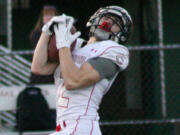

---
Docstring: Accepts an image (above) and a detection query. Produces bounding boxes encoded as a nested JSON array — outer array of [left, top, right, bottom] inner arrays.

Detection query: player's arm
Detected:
[[59, 48, 99, 90], [59, 48, 119, 90], [54, 16, 119, 90], [31, 15, 68, 75], [31, 32, 58, 75]]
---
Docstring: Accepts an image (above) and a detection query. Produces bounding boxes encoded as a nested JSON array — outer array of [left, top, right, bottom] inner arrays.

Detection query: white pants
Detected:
[[50, 119, 102, 135]]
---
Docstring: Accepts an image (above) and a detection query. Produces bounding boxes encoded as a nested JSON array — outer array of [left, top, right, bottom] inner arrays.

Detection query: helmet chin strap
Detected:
[[93, 28, 111, 41]]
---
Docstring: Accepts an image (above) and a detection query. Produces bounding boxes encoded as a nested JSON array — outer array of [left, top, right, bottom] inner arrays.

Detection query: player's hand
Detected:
[[54, 17, 81, 50], [42, 14, 67, 35]]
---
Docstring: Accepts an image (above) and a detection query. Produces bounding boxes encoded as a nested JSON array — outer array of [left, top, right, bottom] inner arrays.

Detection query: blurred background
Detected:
[[0, 0, 180, 135]]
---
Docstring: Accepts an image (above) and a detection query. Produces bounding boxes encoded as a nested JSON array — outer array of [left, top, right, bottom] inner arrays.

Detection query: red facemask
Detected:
[[99, 21, 111, 32]]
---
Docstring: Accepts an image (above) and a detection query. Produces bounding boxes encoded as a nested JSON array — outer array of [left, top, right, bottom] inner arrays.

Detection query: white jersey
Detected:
[[54, 39, 129, 125]]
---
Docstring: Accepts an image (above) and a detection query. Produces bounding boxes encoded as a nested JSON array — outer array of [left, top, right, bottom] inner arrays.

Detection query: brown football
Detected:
[[48, 34, 59, 62], [48, 27, 77, 62]]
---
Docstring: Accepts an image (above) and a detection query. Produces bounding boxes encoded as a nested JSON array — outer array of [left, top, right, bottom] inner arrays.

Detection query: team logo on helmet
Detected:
[[86, 5, 133, 44]]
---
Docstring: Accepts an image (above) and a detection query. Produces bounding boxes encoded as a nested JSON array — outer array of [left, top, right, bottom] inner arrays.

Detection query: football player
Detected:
[[31, 5, 133, 135]]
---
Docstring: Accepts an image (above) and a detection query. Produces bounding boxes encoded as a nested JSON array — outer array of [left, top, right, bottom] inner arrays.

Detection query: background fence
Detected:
[[0, 0, 180, 135]]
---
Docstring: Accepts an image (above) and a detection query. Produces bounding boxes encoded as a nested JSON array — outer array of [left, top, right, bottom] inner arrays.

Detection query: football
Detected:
[[48, 34, 59, 62], [48, 29, 77, 62]]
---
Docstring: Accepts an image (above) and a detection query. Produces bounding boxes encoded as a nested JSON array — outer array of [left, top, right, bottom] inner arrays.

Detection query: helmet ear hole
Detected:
[[120, 36, 126, 42]]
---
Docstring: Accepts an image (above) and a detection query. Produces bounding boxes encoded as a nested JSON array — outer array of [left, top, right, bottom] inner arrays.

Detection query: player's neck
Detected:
[[87, 36, 98, 45]]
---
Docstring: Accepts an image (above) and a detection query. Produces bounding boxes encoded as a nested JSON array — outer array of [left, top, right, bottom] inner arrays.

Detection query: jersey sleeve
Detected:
[[88, 57, 119, 79], [99, 45, 129, 71]]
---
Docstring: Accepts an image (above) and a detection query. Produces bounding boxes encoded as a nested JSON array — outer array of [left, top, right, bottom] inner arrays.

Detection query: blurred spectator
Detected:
[[29, 5, 60, 84], [29, 5, 59, 48]]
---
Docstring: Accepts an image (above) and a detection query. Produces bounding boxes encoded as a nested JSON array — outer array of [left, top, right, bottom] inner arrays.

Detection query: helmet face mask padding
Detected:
[[87, 6, 133, 44], [99, 21, 111, 32]]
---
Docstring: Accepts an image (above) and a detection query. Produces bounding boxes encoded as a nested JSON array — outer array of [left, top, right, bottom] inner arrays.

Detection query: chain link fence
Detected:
[[99, 46, 180, 135], [0, 0, 180, 135]]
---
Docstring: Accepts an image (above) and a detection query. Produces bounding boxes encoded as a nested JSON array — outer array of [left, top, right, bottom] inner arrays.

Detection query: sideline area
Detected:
[[0, 84, 56, 135]]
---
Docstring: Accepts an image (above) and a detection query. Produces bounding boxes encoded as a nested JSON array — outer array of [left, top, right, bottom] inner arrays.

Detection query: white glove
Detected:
[[42, 14, 67, 35], [54, 17, 81, 50]]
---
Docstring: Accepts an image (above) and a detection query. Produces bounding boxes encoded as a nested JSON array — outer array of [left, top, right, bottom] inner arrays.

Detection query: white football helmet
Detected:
[[86, 5, 133, 44]]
